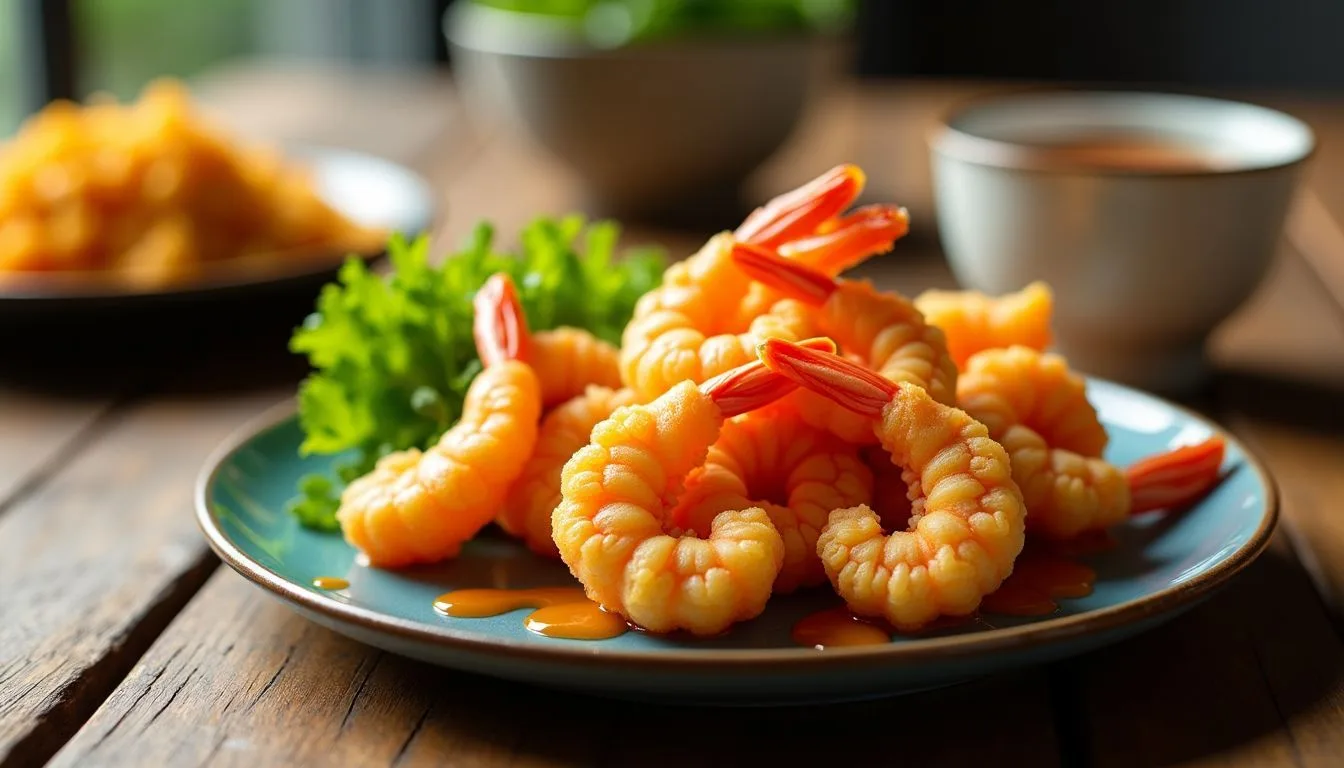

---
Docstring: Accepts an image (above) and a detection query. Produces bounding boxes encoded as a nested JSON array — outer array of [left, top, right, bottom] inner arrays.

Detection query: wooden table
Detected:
[[6, 63, 1344, 767]]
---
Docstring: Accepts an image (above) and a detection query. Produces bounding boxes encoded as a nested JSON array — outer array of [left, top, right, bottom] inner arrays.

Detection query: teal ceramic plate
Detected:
[[197, 379, 1276, 705]]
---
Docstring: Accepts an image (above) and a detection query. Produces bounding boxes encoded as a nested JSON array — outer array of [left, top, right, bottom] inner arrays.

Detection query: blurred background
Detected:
[[6, 0, 1341, 232], [6, 0, 1344, 136], [2, 0, 1342, 371]]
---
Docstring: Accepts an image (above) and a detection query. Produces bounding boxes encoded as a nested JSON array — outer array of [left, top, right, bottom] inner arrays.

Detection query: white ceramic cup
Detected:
[[930, 90, 1315, 393]]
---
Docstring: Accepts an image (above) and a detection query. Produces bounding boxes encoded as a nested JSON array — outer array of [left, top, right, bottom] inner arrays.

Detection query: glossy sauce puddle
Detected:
[[979, 554, 1098, 616], [433, 587, 628, 640], [324, 536, 1107, 646], [416, 545, 1098, 647], [794, 534, 1108, 648], [790, 548, 1100, 648]]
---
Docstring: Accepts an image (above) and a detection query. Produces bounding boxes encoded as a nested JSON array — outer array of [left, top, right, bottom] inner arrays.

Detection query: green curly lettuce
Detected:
[[468, 0, 856, 46], [286, 216, 665, 530]]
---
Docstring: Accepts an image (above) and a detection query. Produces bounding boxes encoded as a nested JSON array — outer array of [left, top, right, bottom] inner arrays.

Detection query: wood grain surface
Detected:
[[0, 393, 108, 510], [1067, 537, 1344, 767], [0, 386, 287, 767], [0, 68, 456, 768], [7, 74, 1344, 768], [48, 570, 1064, 768]]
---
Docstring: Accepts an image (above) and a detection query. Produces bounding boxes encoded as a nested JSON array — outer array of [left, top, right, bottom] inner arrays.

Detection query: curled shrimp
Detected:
[[620, 165, 909, 402], [673, 402, 873, 593], [337, 274, 542, 568], [488, 318, 624, 551], [499, 385, 638, 557], [643, 165, 879, 322], [554, 338, 836, 635], [529, 328, 622, 408], [958, 346, 1226, 539], [759, 338, 1027, 630], [915, 282, 1054, 370], [733, 242, 958, 444]]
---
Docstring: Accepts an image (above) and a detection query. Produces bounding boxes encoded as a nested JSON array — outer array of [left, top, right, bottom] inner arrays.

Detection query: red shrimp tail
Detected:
[[732, 243, 836, 305], [778, 204, 911, 274], [757, 338, 896, 417], [1127, 437, 1227, 514], [702, 337, 837, 418], [473, 273, 530, 367], [734, 164, 865, 248]]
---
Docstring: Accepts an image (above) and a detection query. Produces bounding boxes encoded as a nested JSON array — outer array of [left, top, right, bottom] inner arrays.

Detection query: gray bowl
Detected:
[[929, 90, 1314, 393], [445, 3, 839, 218]]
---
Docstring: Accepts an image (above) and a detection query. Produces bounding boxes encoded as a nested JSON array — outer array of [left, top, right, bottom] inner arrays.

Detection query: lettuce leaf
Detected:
[[286, 216, 665, 529]]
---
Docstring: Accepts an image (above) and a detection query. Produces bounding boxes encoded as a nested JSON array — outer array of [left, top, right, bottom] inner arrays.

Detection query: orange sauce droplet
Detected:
[[792, 607, 891, 649], [525, 602, 628, 640], [433, 587, 588, 618], [981, 553, 1097, 616], [312, 576, 348, 590], [432, 587, 628, 641]]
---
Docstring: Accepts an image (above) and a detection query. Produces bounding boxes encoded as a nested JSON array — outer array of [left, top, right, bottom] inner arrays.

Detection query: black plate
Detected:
[[0, 145, 433, 354]]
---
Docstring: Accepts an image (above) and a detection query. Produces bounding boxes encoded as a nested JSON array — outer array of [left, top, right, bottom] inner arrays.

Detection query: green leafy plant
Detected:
[[469, 0, 856, 47], [287, 216, 665, 530]]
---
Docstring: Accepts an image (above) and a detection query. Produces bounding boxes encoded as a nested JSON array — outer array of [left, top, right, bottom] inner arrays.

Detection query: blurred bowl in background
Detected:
[[930, 90, 1314, 393], [444, 1, 842, 220]]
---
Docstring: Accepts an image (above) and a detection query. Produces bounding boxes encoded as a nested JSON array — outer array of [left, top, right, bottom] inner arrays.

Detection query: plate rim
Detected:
[[196, 380, 1278, 671]]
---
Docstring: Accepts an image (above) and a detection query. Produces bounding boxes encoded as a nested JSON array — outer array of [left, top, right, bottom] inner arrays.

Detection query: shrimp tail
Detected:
[[777, 204, 911, 274], [702, 337, 837, 417], [473, 273, 530, 366], [732, 242, 837, 305], [1127, 437, 1227, 514], [757, 338, 896, 417], [734, 164, 865, 248]]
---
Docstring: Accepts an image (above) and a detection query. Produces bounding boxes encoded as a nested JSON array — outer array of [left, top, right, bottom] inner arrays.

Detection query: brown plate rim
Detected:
[[195, 382, 1278, 672]]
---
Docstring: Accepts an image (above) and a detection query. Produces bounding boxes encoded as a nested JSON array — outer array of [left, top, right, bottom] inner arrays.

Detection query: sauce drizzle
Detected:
[[433, 587, 587, 618], [525, 603, 628, 640], [792, 607, 890, 649], [433, 587, 628, 641], [791, 548, 1099, 646], [981, 553, 1097, 617], [312, 576, 349, 590], [430, 548, 1098, 645]]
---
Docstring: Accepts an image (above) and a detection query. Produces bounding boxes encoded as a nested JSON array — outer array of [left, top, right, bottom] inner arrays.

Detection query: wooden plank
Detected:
[[49, 569, 1063, 767], [1228, 420, 1344, 623], [0, 382, 288, 768], [0, 63, 478, 767], [1071, 243, 1344, 764], [0, 391, 108, 509], [1286, 190, 1344, 318], [1068, 536, 1344, 767], [1261, 96, 1344, 246], [1211, 248, 1344, 619], [1211, 248, 1344, 386]]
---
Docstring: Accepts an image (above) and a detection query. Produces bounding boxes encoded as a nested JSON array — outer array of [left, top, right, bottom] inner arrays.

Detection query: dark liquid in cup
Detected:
[[1020, 134, 1232, 172]]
